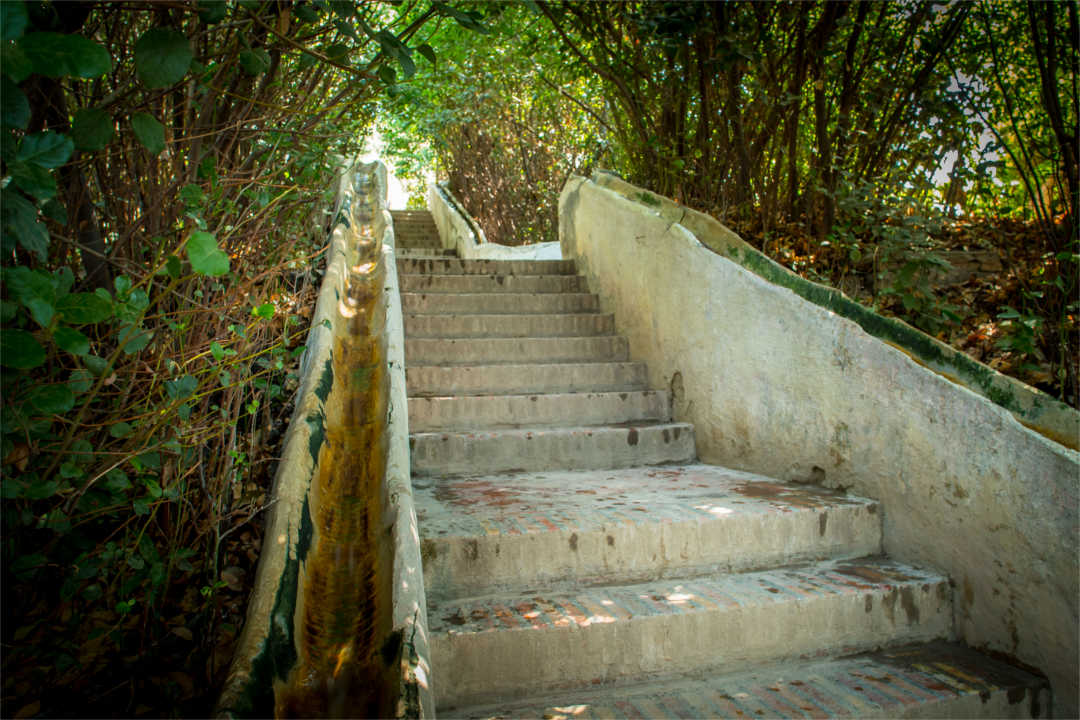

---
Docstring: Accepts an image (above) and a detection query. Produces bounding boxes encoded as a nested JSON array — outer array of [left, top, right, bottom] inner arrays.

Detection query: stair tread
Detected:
[[457, 641, 1048, 719], [415, 463, 876, 543], [428, 556, 945, 634]]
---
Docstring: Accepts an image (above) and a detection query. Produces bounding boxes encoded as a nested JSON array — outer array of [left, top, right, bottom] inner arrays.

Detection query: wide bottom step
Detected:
[[458, 642, 1049, 719]]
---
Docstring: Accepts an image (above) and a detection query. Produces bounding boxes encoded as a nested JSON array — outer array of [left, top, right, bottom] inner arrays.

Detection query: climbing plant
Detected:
[[0, 1, 477, 714]]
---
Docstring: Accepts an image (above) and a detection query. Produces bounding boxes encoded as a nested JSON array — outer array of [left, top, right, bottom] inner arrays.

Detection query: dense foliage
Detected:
[[0, 1, 472, 715], [382, 0, 1077, 405], [2, 0, 1077, 716]]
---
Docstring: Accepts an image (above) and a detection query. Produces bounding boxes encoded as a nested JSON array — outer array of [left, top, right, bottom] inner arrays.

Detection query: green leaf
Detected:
[[5, 266, 55, 309], [27, 385, 75, 414], [0, 301, 15, 323], [72, 108, 114, 151], [131, 112, 166, 155], [198, 1, 229, 23], [84, 354, 109, 376], [135, 28, 193, 88], [56, 292, 112, 324], [114, 274, 131, 296], [19, 32, 112, 79], [59, 461, 83, 479], [10, 161, 57, 201], [251, 302, 275, 319], [118, 324, 153, 354], [186, 231, 230, 276], [375, 31, 415, 78], [165, 374, 198, 400], [25, 479, 60, 500], [1, 43, 32, 83], [133, 498, 150, 516], [238, 48, 271, 76], [110, 422, 133, 438], [180, 184, 206, 206], [17, 132, 74, 168], [378, 64, 396, 85], [1, 2, 29, 42], [1, 188, 48, 260], [24, 297, 54, 327], [41, 198, 67, 225], [295, 4, 320, 22], [0, 329, 45, 369], [166, 254, 182, 279], [416, 43, 436, 67], [68, 368, 93, 393], [210, 341, 225, 362], [54, 326, 90, 356], [1, 75, 30, 129]]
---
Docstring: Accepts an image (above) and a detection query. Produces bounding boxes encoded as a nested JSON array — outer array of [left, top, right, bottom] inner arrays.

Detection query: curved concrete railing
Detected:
[[560, 172, 1079, 718], [591, 170, 1079, 451], [373, 167, 434, 720], [217, 160, 431, 718], [427, 182, 562, 260]]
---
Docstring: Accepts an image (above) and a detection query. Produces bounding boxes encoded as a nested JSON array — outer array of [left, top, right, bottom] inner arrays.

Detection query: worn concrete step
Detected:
[[404, 312, 615, 339], [417, 465, 881, 602], [430, 557, 953, 709], [400, 273, 586, 294], [398, 258, 577, 276], [409, 390, 670, 432], [405, 336, 627, 365], [402, 292, 599, 315], [410, 422, 696, 476], [397, 248, 457, 258], [458, 641, 1049, 719], [407, 361, 646, 396]]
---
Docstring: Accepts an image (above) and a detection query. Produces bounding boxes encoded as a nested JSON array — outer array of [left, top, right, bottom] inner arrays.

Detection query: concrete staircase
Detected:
[[398, 211, 1048, 718], [393, 209, 456, 256]]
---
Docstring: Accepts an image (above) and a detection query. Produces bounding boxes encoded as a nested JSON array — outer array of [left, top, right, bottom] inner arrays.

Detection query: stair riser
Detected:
[[397, 249, 457, 257], [404, 313, 615, 339], [405, 336, 627, 365], [458, 643, 1049, 719], [423, 502, 881, 601], [409, 391, 670, 432], [402, 293, 599, 314], [400, 274, 586, 294], [432, 578, 953, 708], [410, 424, 696, 476], [398, 259, 576, 276], [407, 362, 646, 396]]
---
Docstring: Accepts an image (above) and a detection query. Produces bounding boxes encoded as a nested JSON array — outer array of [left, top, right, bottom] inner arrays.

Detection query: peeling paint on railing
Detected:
[[217, 160, 429, 718]]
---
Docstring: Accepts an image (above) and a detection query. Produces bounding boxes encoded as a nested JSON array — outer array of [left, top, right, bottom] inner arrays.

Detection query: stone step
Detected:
[[457, 641, 1049, 719], [404, 312, 615, 339], [409, 390, 670, 432], [402, 292, 599, 315], [410, 422, 696, 477], [397, 248, 457, 258], [429, 557, 953, 709], [398, 258, 577, 275], [417, 465, 881, 602], [406, 361, 646, 396], [400, 273, 586, 294], [405, 336, 627, 365]]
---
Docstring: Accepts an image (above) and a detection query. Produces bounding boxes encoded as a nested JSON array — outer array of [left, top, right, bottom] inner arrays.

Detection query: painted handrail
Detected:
[[217, 160, 430, 717]]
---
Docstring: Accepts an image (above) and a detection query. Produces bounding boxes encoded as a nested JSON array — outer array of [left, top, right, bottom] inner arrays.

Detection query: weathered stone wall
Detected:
[[427, 182, 561, 260], [560, 175, 1080, 718]]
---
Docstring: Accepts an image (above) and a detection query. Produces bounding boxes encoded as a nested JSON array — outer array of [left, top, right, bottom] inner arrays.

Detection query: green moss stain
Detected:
[[314, 356, 334, 404], [305, 410, 326, 467], [221, 495, 312, 717]]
